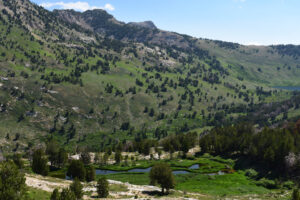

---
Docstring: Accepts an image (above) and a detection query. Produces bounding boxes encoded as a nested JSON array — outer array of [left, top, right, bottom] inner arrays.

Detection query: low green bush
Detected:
[[256, 178, 278, 189], [245, 169, 258, 179], [283, 181, 294, 189]]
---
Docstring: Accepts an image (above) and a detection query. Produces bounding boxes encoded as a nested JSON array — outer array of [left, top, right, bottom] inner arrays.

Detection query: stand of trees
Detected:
[[200, 122, 300, 174], [161, 132, 197, 158], [46, 140, 68, 168]]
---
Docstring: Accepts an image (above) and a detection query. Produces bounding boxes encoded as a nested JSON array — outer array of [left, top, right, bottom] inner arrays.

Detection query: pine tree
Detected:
[[67, 160, 86, 181], [0, 161, 27, 200], [70, 178, 83, 200], [97, 177, 109, 198], [51, 188, 60, 200], [85, 165, 95, 182], [59, 188, 76, 200], [32, 149, 49, 176], [149, 163, 175, 194], [115, 151, 122, 164]]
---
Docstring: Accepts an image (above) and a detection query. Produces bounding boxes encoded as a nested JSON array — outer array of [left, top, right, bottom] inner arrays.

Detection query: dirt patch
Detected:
[[25, 174, 203, 199], [26, 174, 70, 192]]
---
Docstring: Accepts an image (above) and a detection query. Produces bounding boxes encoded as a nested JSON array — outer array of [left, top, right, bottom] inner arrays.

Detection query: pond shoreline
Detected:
[[95, 164, 228, 176], [273, 86, 300, 91]]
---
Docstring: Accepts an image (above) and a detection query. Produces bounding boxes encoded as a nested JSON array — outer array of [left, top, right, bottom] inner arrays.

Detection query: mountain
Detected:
[[53, 9, 194, 49], [0, 0, 300, 152], [53, 8, 300, 86]]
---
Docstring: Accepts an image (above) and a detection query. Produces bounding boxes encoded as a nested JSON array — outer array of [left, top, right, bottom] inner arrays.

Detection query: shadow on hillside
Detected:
[[142, 190, 167, 197], [232, 155, 283, 179], [195, 152, 284, 180]]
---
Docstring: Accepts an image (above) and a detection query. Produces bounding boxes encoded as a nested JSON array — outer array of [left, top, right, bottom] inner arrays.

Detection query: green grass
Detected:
[[27, 187, 51, 200], [109, 184, 129, 192], [102, 171, 271, 197], [48, 168, 67, 179], [96, 155, 281, 197], [175, 172, 269, 196], [105, 172, 150, 185]]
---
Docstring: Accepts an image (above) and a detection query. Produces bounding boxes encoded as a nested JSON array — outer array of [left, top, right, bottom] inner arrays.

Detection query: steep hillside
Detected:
[[54, 9, 300, 86], [0, 0, 299, 152]]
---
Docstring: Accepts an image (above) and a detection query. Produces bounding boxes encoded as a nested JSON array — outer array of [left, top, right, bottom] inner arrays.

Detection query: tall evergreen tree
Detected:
[[67, 160, 86, 181], [32, 149, 49, 176], [97, 176, 109, 198], [70, 178, 83, 200]]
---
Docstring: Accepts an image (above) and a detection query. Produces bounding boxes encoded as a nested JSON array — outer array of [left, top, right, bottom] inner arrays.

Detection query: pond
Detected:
[[172, 170, 190, 175], [273, 86, 300, 91], [207, 171, 225, 176], [95, 168, 191, 175], [127, 167, 152, 173], [188, 164, 200, 170], [96, 169, 123, 175], [68, 166, 227, 180]]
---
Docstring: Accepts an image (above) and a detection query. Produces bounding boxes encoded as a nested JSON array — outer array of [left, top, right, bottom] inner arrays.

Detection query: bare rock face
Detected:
[[53, 8, 193, 49], [53, 9, 93, 31], [128, 21, 157, 30]]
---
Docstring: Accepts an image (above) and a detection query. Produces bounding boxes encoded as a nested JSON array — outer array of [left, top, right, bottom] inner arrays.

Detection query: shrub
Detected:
[[256, 178, 277, 189], [282, 181, 294, 189], [245, 169, 258, 179]]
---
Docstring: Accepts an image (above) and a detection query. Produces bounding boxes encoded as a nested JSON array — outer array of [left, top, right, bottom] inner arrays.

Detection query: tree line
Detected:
[[200, 121, 300, 177]]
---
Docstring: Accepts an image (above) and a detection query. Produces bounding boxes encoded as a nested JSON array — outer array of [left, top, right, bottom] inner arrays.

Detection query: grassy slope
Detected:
[[199, 41, 300, 86]]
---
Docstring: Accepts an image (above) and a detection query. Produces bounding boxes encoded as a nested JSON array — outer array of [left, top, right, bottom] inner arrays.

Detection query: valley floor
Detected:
[[25, 174, 291, 200], [26, 174, 207, 200]]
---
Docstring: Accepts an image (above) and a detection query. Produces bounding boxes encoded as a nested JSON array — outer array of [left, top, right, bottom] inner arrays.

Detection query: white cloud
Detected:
[[104, 3, 115, 11], [40, 1, 115, 12], [245, 42, 262, 46]]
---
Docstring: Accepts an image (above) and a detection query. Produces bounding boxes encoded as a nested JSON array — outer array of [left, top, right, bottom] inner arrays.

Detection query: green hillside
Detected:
[[0, 0, 300, 152]]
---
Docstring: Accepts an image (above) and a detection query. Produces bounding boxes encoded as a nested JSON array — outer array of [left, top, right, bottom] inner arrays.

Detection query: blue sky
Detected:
[[31, 0, 300, 45]]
